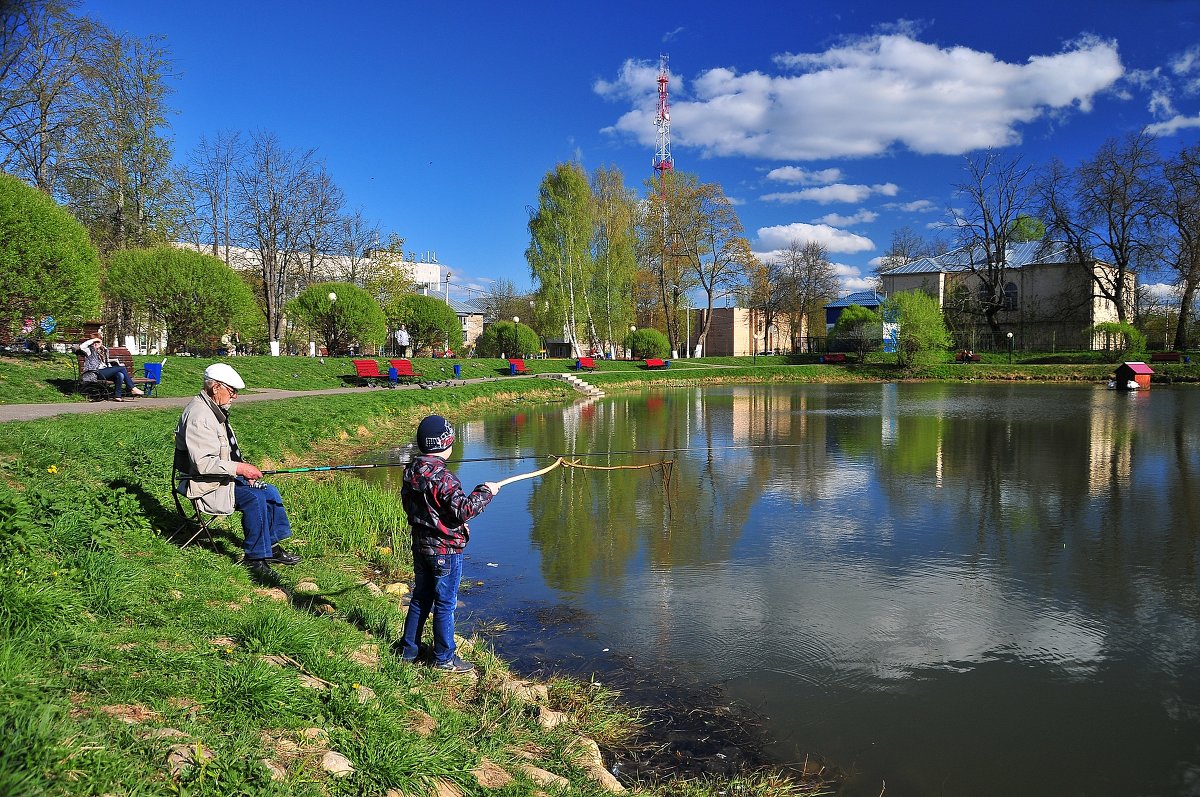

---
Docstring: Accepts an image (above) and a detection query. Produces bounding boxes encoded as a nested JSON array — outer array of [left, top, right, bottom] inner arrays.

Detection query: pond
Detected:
[[361, 383, 1200, 796]]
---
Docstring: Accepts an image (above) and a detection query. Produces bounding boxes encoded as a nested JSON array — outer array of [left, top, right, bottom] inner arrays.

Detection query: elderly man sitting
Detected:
[[175, 363, 300, 576]]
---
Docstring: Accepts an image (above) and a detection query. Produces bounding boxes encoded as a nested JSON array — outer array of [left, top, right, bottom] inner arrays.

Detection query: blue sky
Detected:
[[86, 0, 1200, 301]]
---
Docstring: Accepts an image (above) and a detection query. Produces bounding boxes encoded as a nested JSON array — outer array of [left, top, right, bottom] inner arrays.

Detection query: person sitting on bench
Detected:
[[78, 328, 142, 401], [175, 363, 299, 577]]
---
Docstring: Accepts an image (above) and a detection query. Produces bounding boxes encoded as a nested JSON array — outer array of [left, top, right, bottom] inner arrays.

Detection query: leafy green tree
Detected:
[[882, 290, 952, 367], [287, 281, 385, 355], [625, 327, 670, 359], [1007, 214, 1046, 242], [832, 304, 883, 361], [0, 171, 100, 339], [105, 246, 259, 352], [589, 165, 638, 354], [475, 320, 540, 359], [527, 162, 594, 357], [387, 293, 461, 356], [1090, 321, 1146, 357]]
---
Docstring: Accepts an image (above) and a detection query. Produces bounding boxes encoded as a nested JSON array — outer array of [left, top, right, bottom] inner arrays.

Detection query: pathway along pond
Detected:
[[361, 383, 1200, 796]]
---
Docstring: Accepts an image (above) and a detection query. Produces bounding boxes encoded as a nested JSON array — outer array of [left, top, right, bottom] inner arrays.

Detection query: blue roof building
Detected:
[[825, 289, 887, 329]]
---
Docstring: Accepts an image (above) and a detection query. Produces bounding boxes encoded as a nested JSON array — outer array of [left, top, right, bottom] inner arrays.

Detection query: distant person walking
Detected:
[[395, 324, 410, 357]]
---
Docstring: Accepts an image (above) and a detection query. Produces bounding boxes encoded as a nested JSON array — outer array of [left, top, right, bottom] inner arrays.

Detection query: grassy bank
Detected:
[[0, 381, 831, 797], [4, 350, 1199, 406]]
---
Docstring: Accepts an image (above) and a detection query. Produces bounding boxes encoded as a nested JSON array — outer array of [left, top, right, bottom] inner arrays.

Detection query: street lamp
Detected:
[[1006, 331, 1014, 364]]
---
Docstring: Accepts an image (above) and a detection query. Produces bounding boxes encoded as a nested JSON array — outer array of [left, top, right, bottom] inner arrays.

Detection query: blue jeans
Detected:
[[233, 477, 292, 559], [96, 365, 133, 398], [399, 552, 462, 664]]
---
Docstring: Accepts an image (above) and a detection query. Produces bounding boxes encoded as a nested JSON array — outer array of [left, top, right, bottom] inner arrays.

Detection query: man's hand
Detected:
[[483, 482, 501, 495], [236, 462, 263, 481]]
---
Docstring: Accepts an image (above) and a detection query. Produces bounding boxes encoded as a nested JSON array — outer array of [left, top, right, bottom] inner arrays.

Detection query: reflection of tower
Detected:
[[880, 383, 898, 445]]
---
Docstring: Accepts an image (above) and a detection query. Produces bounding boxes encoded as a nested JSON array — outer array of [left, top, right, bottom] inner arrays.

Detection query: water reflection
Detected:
[[361, 383, 1200, 796]]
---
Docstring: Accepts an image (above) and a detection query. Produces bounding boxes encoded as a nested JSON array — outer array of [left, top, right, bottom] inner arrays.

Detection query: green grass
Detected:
[[4, 348, 1199, 406], [0, 380, 837, 796]]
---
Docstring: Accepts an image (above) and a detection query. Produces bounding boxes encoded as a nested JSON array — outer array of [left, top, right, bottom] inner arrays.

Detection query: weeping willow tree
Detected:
[[526, 163, 595, 357]]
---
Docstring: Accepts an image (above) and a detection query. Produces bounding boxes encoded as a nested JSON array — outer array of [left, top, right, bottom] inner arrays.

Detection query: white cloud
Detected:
[[897, 199, 936, 212], [816, 209, 878, 226], [755, 222, 875, 253], [762, 182, 899, 204], [766, 166, 844, 184], [597, 34, 1122, 159], [1145, 113, 1200, 136]]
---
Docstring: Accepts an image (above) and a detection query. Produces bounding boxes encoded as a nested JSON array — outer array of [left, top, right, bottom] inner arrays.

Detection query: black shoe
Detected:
[[268, 545, 301, 565], [245, 558, 279, 581], [433, 655, 475, 673]]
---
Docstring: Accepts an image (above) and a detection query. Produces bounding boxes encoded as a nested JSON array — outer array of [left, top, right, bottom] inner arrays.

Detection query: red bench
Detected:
[[644, 358, 669, 369], [507, 358, 527, 375], [352, 359, 387, 386], [387, 359, 424, 382], [575, 356, 596, 371], [954, 350, 981, 363], [819, 353, 847, 364]]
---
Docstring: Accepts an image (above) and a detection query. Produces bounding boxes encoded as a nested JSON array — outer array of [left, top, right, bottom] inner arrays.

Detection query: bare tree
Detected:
[[67, 28, 175, 253], [188, 130, 243, 262], [876, 225, 944, 279], [1041, 133, 1161, 324], [952, 152, 1038, 338], [1161, 145, 1200, 349], [0, 0, 98, 194], [746, 255, 789, 351], [234, 130, 322, 343], [777, 240, 840, 352], [668, 178, 752, 356], [295, 163, 343, 284], [330, 208, 379, 285]]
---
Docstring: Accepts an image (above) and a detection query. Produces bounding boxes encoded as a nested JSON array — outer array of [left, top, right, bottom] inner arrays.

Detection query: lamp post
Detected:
[[1006, 331, 1014, 365]]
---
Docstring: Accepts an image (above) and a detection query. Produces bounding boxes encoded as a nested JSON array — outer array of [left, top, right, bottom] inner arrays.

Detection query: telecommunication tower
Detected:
[[653, 54, 673, 192]]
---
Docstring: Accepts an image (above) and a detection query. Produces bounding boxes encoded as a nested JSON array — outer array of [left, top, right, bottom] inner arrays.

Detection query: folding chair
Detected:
[[171, 450, 233, 549]]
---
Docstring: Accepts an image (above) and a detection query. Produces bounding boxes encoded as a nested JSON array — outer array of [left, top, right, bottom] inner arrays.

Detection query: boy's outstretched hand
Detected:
[[483, 482, 501, 495]]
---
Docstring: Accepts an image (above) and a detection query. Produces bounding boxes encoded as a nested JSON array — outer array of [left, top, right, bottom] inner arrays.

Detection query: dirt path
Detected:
[[0, 380, 502, 423]]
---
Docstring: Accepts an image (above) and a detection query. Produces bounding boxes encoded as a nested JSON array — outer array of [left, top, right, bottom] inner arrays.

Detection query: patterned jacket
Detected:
[[402, 454, 494, 555]]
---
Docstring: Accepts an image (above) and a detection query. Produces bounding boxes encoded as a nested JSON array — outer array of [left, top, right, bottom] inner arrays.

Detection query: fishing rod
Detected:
[[259, 443, 800, 476]]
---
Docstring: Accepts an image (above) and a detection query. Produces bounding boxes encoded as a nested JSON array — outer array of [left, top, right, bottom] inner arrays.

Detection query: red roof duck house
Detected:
[[1115, 361, 1154, 390]]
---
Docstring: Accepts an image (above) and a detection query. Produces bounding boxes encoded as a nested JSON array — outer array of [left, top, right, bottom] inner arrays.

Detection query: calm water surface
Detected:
[[363, 383, 1200, 796]]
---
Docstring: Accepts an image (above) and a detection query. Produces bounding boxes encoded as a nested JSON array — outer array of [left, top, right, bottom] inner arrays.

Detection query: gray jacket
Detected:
[[175, 393, 240, 515]]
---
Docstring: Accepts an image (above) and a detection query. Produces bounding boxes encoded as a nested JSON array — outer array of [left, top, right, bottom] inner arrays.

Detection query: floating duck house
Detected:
[[1115, 361, 1154, 390]]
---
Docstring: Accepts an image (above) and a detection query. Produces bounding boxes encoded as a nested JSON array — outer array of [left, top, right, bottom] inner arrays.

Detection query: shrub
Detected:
[[0, 173, 101, 340], [286, 281, 387, 355], [625, 328, 670, 359], [1091, 321, 1146, 357], [881, 290, 952, 367], [475, 321, 539, 358], [386, 294, 462, 356]]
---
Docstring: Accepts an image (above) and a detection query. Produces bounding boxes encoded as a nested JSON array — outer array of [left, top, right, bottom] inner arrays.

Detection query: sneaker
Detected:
[[268, 545, 301, 565], [130, 387, 144, 396], [433, 655, 475, 674]]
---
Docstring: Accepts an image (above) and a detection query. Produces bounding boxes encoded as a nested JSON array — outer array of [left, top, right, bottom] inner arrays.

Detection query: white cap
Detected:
[[204, 362, 245, 390]]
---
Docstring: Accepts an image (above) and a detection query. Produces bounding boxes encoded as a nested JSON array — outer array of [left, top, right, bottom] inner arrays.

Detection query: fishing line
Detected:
[[260, 442, 800, 475]]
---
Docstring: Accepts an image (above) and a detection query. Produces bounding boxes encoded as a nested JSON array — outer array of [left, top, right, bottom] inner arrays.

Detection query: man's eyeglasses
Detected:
[[218, 382, 238, 397]]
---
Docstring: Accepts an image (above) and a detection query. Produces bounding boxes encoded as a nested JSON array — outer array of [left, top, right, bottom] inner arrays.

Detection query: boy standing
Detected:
[[398, 415, 500, 672]]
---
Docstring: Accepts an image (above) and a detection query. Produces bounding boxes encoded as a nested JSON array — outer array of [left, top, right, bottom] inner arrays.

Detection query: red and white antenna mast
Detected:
[[653, 54, 673, 193]]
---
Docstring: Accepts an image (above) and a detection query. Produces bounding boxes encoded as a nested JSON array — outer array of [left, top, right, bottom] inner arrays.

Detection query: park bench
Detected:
[[644, 358, 669, 369], [575, 356, 596, 371], [1150, 351, 1184, 363], [819, 353, 848, 364], [954, 350, 981, 363], [75, 346, 157, 399], [351, 359, 388, 387], [387, 359, 424, 383], [507, 358, 528, 375]]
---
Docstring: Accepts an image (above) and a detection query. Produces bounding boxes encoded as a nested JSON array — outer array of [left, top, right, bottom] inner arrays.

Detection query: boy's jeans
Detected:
[[400, 552, 462, 664]]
